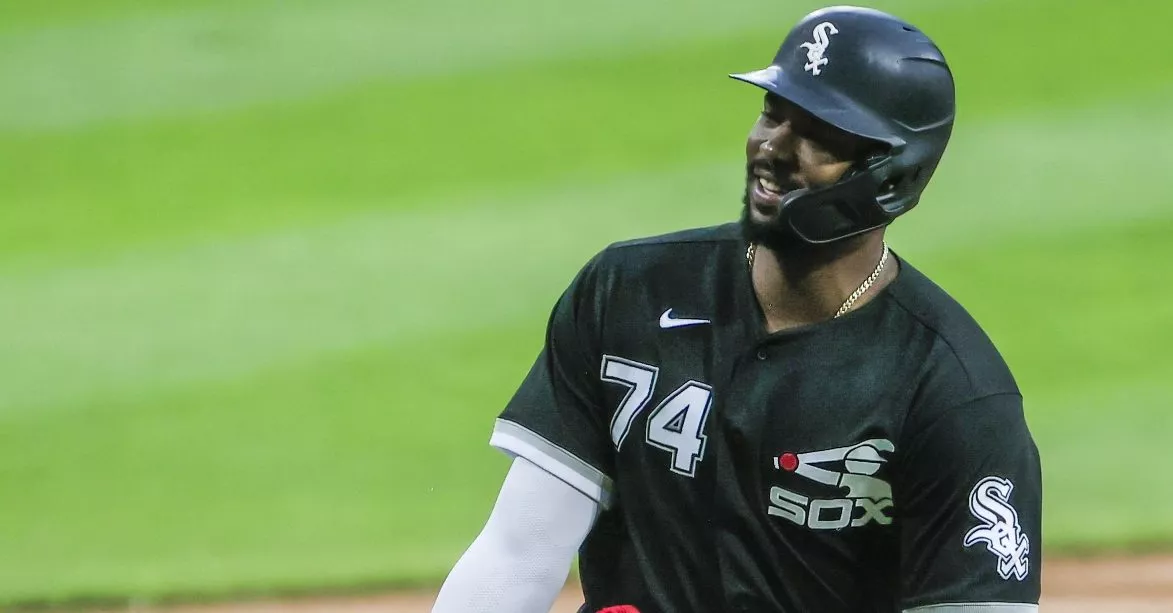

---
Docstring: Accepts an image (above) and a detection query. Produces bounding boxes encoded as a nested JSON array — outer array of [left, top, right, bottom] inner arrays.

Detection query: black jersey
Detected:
[[490, 223, 1041, 613]]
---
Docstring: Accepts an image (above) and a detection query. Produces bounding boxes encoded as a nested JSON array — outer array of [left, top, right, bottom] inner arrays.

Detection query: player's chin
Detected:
[[747, 202, 780, 226], [740, 199, 782, 238], [739, 202, 813, 256]]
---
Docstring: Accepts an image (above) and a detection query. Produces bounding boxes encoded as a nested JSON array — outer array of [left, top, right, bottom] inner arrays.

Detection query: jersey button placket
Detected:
[[756, 348, 768, 361]]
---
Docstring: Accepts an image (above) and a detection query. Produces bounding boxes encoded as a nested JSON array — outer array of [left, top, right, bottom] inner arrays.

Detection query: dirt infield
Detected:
[[83, 555, 1173, 613]]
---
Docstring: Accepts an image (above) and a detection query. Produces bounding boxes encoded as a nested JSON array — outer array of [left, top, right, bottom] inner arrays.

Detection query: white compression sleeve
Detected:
[[431, 456, 600, 613]]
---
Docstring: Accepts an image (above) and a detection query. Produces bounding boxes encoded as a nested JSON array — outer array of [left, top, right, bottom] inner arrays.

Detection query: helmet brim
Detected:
[[729, 65, 904, 148]]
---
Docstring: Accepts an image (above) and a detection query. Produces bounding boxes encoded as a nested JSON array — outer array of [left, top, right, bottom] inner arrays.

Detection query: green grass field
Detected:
[[2, 0, 1172, 607]]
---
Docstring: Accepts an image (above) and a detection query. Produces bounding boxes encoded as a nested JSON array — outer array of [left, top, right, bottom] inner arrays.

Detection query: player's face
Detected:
[[742, 93, 873, 251]]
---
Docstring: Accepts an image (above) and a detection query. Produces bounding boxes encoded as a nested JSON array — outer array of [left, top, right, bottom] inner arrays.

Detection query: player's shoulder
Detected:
[[584, 222, 742, 277], [596, 222, 742, 272], [887, 255, 1020, 403], [605, 222, 742, 252]]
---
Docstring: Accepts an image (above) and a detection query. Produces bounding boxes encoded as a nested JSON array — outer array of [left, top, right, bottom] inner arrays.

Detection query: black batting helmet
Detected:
[[731, 5, 956, 244]]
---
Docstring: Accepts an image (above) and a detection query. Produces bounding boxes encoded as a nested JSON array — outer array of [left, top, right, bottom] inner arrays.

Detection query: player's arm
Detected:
[[895, 392, 1042, 613], [430, 456, 599, 613], [434, 253, 616, 611]]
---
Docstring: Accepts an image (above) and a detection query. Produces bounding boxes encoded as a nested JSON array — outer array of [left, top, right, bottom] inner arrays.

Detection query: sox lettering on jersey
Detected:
[[767, 439, 895, 530], [964, 476, 1031, 581], [799, 22, 839, 76]]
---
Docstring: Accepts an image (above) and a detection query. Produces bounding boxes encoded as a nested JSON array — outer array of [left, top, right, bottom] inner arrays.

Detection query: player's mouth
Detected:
[[747, 165, 799, 220]]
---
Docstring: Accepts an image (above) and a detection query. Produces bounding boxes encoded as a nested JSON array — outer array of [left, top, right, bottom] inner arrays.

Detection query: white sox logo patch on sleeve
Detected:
[[766, 438, 894, 530], [964, 476, 1031, 581], [799, 22, 839, 76]]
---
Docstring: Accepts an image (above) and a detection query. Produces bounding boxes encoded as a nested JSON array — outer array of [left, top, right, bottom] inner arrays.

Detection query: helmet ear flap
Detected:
[[844, 151, 888, 181], [850, 151, 895, 189], [864, 151, 888, 168], [881, 164, 926, 194]]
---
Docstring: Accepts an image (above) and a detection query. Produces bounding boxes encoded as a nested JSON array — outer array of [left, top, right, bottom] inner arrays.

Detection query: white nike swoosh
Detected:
[[659, 309, 711, 329]]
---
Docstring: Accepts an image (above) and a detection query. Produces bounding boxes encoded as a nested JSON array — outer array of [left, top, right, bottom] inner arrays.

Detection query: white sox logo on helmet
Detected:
[[964, 476, 1031, 581], [799, 22, 839, 76]]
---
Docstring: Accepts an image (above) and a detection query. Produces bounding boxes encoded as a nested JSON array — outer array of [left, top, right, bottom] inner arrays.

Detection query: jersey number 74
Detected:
[[600, 355, 714, 478]]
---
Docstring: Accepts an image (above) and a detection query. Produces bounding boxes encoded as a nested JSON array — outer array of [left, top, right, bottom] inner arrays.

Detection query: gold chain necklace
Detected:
[[745, 242, 890, 319]]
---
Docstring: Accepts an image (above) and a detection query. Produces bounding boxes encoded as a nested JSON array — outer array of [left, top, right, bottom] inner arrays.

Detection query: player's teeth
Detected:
[[761, 177, 782, 194]]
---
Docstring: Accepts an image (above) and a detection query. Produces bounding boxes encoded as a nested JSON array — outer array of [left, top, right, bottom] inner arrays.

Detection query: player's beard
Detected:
[[739, 184, 862, 264], [739, 185, 817, 259]]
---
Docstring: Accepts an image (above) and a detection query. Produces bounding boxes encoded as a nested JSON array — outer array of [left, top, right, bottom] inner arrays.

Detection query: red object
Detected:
[[597, 606, 641, 613], [779, 452, 799, 472]]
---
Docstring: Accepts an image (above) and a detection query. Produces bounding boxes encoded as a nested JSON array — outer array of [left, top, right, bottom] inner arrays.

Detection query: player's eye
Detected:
[[801, 139, 843, 165]]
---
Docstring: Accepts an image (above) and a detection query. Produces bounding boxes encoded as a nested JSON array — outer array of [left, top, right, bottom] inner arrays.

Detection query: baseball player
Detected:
[[432, 6, 1041, 613]]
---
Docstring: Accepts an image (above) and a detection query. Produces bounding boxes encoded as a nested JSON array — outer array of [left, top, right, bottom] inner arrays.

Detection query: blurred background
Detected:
[[1, 0, 1171, 609]]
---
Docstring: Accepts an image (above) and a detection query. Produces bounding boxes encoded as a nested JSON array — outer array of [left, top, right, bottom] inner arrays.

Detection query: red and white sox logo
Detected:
[[767, 438, 895, 530]]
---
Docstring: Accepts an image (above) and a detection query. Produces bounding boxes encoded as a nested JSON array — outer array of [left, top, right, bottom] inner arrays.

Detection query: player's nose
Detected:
[[758, 122, 795, 160]]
